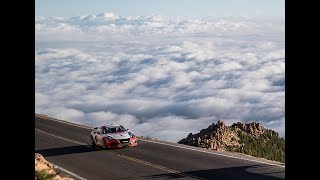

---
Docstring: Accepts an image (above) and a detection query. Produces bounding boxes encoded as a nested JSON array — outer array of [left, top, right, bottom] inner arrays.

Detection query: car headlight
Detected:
[[107, 136, 115, 140]]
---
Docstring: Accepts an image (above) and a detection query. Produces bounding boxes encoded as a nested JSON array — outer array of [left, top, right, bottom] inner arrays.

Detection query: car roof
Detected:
[[93, 124, 124, 129], [105, 124, 121, 128]]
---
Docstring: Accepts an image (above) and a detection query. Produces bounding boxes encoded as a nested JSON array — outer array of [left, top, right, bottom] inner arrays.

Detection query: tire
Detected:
[[90, 135, 96, 147], [102, 137, 107, 149]]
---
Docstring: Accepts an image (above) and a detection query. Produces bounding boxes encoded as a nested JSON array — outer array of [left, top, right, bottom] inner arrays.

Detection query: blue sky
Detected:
[[36, 0, 284, 18]]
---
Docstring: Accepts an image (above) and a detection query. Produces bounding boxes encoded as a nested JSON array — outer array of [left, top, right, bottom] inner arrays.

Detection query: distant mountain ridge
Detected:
[[178, 120, 285, 163]]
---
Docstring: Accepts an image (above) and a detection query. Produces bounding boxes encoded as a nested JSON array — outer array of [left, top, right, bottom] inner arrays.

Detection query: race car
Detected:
[[90, 124, 137, 149]]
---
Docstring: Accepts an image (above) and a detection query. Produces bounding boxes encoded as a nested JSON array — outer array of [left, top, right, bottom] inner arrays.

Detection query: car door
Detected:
[[91, 128, 101, 145], [95, 128, 103, 146]]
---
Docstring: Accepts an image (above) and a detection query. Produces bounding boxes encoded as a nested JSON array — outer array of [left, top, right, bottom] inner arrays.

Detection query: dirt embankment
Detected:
[[35, 153, 73, 180]]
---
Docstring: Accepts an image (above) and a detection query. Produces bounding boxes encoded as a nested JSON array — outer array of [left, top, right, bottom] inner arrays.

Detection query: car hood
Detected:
[[103, 131, 130, 140]]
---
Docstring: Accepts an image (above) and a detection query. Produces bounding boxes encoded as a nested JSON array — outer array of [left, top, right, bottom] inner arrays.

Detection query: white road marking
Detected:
[[36, 114, 285, 168], [35, 128, 199, 179], [51, 162, 87, 180], [139, 139, 285, 168], [36, 130, 88, 180], [35, 128, 87, 146]]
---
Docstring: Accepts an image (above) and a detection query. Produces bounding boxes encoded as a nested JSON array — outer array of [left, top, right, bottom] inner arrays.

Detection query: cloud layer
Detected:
[[35, 13, 285, 142]]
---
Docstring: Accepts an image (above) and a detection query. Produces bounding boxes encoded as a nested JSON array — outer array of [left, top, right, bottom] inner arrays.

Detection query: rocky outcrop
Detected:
[[232, 122, 270, 138], [178, 120, 285, 162], [178, 120, 279, 151], [179, 120, 240, 151], [35, 153, 73, 180]]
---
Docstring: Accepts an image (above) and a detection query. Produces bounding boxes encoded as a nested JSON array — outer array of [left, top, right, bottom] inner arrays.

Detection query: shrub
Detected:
[[35, 169, 59, 180]]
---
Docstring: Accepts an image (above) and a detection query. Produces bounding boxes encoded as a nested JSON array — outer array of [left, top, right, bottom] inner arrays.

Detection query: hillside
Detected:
[[178, 120, 285, 163]]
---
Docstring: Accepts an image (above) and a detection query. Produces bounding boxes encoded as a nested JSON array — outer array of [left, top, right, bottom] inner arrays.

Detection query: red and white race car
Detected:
[[90, 124, 137, 149]]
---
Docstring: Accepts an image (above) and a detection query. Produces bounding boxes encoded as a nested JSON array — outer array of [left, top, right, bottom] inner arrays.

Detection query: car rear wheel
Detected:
[[90, 135, 96, 147]]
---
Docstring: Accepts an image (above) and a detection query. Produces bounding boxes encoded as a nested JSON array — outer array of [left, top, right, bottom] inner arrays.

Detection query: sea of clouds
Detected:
[[35, 13, 285, 142]]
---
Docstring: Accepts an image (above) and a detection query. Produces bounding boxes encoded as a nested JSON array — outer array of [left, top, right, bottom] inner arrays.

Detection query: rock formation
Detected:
[[35, 153, 73, 180], [178, 120, 285, 162]]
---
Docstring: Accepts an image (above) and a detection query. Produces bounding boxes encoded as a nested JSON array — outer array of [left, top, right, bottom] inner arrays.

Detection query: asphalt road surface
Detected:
[[35, 115, 285, 180]]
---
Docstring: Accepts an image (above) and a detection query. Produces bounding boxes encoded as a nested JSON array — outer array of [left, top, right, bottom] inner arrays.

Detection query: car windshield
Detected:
[[104, 126, 126, 133]]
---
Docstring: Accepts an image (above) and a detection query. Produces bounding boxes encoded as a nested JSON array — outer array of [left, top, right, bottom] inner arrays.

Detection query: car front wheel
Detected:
[[102, 137, 107, 149]]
